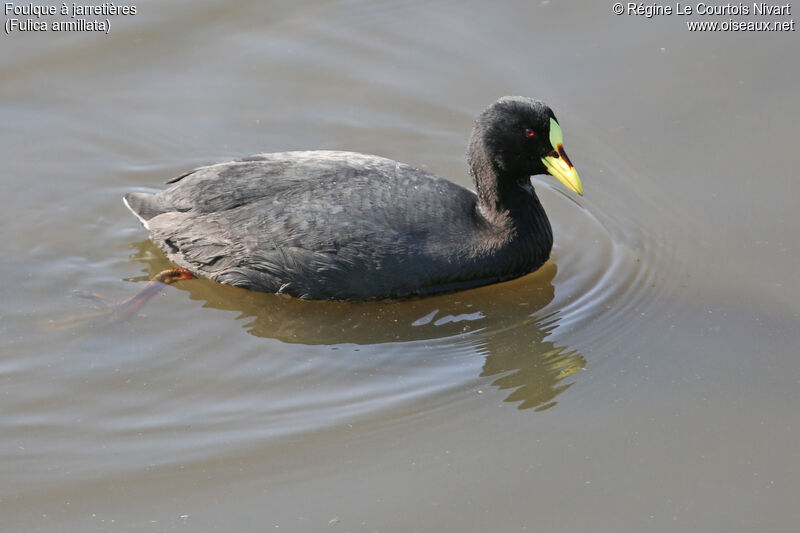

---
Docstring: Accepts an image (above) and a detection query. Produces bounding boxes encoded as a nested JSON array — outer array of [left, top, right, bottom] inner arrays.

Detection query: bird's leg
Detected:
[[72, 290, 114, 309], [46, 268, 195, 330], [112, 268, 195, 321]]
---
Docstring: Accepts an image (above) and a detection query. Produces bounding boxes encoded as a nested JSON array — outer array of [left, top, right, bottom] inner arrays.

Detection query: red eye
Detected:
[[524, 129, 536, 137]]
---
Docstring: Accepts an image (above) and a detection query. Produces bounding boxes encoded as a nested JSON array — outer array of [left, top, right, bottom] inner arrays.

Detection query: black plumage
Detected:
[[124, 97, 581, 300]]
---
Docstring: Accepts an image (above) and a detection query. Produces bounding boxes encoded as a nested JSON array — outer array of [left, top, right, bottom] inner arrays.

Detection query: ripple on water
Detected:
[[8, 151, 679, 480], [104, 159, 676, 442]]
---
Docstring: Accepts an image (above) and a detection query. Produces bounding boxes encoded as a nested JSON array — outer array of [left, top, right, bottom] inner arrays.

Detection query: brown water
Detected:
[[2, 1, 799, 531]]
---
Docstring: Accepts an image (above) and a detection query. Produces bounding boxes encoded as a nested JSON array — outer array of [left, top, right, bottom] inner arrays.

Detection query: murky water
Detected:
[[2, 1, 799, 531]]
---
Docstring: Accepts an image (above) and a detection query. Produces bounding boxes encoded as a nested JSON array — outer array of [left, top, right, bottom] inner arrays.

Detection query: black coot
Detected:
[[124, 96, 583, 300]]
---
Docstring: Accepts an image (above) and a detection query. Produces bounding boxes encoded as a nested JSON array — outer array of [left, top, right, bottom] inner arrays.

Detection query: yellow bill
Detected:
[[541, 118, 583, 196]]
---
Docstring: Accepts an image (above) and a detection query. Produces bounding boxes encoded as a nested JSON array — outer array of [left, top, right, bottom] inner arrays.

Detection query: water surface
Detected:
[[2, 1, 799, 531]]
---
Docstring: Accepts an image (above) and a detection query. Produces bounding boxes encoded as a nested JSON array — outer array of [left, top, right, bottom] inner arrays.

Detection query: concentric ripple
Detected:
[[95, 152, 681, 461]]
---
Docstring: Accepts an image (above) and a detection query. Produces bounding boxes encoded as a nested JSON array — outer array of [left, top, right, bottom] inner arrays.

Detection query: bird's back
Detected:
[[125, 151, 495, 299]]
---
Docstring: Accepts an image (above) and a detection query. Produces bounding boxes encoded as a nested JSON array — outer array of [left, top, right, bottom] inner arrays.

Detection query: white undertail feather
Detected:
[[122, 196, 151, 230]]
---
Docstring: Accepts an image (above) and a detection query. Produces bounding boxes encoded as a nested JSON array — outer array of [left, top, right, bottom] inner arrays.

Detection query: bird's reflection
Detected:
[[129, 240, 584, 410]]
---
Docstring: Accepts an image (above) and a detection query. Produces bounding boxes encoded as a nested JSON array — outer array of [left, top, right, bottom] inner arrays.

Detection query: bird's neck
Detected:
[[468, 142, 550, 233], [468, 141, 553, 272]]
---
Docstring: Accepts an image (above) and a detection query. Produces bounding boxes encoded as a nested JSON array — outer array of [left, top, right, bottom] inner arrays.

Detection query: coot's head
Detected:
[[469, 96, 583, 195]]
